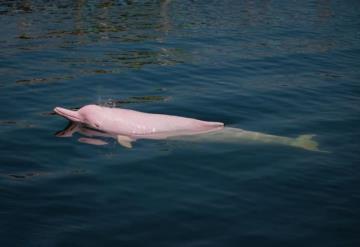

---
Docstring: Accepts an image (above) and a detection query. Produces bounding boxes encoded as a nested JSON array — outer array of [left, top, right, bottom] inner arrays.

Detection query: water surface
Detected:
[[0, 0, 360, 246]]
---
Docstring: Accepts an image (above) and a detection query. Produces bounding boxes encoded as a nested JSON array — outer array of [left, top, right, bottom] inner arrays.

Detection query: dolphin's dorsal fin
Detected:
[[117, 135, 133, 148]]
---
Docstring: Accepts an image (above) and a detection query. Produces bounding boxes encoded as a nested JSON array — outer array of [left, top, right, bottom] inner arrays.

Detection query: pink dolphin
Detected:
[[54, 104, 224, 148], [54, 104, 324, 151]]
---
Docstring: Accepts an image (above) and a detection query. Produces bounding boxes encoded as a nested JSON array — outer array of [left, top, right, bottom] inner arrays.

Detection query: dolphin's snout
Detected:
[[54, 107, 82, 122], [54, 107, 62, 114]]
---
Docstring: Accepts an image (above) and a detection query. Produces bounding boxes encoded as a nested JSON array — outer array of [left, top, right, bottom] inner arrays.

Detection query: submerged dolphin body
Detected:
[[54, 104, 321, 151]]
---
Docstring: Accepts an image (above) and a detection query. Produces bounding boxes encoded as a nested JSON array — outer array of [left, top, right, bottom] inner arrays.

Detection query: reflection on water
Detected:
[[0, 119, 35, 128], [0, 0, 348, 87], [15, 75, 74, 85], [55, 121, 115, 146], [1, 168, 89, 181], [1, 0, 174, 43], [0, 0, 182, 85]]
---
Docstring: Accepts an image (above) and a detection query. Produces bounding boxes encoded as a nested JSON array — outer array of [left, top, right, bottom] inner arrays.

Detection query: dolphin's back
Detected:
[[101, 107, 224, 138]]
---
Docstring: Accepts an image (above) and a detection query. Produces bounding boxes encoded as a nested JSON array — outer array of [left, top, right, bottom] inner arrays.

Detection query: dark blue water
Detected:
[[1, 0, 360, 246]]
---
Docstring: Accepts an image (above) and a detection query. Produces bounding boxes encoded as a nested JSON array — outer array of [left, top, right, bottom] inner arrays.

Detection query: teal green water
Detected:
[[0, 0, 360, 246]]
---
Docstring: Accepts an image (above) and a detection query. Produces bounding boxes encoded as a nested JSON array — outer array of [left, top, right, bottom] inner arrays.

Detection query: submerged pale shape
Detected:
[[54, 105, 322, 152]]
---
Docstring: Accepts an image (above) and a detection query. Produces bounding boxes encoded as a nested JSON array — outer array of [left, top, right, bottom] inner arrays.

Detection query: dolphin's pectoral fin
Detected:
[[117, 135, 134, 149], [118, 140, 132, 148]]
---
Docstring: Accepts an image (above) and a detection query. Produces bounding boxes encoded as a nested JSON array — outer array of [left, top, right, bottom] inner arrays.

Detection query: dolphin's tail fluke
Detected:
[[291, 134, 327, 152]]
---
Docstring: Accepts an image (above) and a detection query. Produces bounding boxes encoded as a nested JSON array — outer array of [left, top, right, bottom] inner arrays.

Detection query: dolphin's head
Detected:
[[54, 104, 104, 130], [77, 105, 103, 129]]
